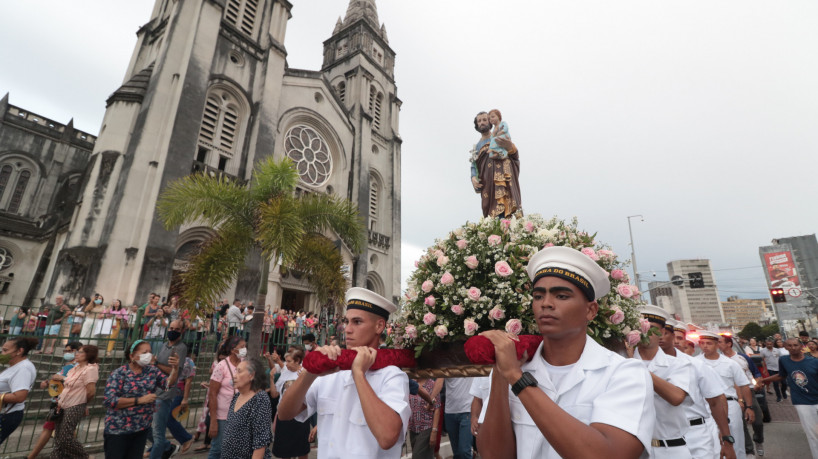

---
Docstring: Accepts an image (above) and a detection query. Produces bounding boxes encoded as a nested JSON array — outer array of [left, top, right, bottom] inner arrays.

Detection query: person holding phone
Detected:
[[148, 319, 188, 459]]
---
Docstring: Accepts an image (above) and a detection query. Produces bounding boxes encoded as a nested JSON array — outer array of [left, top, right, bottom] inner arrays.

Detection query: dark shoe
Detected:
[[777, 397, 782, 402], [162, 444, 181, 459]]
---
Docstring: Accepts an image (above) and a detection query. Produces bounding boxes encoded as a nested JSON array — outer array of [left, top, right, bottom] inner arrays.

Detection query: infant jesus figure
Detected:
[[488, 108, 511, 159]]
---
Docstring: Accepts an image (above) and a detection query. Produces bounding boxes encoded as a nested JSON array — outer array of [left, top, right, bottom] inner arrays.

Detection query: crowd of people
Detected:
[[0, 246, 818, 458]]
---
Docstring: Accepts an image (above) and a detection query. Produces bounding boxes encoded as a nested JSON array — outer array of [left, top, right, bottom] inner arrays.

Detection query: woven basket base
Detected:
[[404, 364, 492, 379]]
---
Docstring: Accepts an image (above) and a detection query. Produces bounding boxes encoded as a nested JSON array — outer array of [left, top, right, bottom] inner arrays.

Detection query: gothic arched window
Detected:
[[337, 81, 346, 105], [368, 86, 384, 131], [225, 0, 259, 37], [0, 165, 11, 202], [7, 170, 30, 214], [196, 85, 248, 173]]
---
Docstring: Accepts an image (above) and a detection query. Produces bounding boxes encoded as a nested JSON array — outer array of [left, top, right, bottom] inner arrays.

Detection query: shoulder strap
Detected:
[[225, 360, 238, 394]]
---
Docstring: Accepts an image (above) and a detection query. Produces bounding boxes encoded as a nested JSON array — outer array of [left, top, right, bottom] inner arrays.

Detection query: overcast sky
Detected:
[[2, 0, 817, 301]]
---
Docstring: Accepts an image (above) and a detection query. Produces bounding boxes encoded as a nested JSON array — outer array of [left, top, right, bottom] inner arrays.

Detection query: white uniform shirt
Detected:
[[469, 375, 491, 423], [295, 367, 410, 459], [674, 350, 727, 419], [502, 336, 655, 459], [727, 353, 754, 384], [635, 347, 692, 440], [697, 354, 749, 398]]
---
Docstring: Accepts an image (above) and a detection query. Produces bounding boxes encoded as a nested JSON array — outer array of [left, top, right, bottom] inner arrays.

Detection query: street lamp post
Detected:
[[627, 215, 644, 296]]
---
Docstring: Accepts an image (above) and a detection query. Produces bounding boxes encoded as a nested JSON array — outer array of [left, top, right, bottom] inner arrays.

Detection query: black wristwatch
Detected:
[[511, 372, 538, 396], [721, 435, 735, 444]]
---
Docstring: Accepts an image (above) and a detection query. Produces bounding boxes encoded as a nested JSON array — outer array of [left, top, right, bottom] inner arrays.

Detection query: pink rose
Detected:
[[434, 325, 448, 338], [424, 295, 436, 307], [609, 308, 625, 325], [404, 325, 417, 339], [631, 285, 640, 297], [405, 289, 418, 301], [616, 284, 634, 298], [494, 261, 513, 277], [543, 242, 555, 248], [581, 247, 595, 258], [437, 256, 449, 267], [423, 312, 436, 326], [421, 280, 434, 293], [451, 304, 464, 315], [598, 249, 615, 259], [524, 221, 535, 233], [456, 239, 468, 250], [488, 235, 502, 246], [414, 260, 419, 268], [489, 307, 505, 320], [464, 319, 479, 336], [639, 317, 651, 334], [440, 272, 454, 285], [433, 249, 444, 258], [465, 256, 479, 269], [505, 319, 523, 336], [500, 219, 511, 231], [611, 269, 625, 280], [467, 287, 482, 301], [626, 330, 641, 346]]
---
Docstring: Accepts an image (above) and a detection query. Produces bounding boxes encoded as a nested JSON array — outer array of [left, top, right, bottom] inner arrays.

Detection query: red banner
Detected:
[[764, 251, 801, 289]]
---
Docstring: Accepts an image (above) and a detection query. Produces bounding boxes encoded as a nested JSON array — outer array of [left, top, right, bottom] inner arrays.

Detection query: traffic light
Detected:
[[689, 272, 705, 288], [770, 288, 786, 303]]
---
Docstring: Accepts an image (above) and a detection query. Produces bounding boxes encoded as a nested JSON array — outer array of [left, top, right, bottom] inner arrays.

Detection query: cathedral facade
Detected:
[[0, 0, 402, 312]]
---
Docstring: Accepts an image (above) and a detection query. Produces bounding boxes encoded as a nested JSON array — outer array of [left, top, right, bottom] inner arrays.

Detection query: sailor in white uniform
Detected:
[[634, 305, 693, 458], [277, 288, 410, 459], [661, 319, 735, 459], [697, 331, 753, 459], [477, 246, 655, 459]]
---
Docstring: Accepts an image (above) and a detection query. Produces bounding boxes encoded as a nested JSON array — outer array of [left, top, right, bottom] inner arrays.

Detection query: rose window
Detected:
[[0, 248, 13, 271], [284, 125, 332, 186]]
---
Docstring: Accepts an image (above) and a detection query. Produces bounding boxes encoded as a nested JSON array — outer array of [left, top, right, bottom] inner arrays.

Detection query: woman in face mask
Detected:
[[0, 337, 39, 445], [207, 336, 246, 459], [68, 296, 90, 340], [102, 340, 179, 459], [79, 295, 103, 345]]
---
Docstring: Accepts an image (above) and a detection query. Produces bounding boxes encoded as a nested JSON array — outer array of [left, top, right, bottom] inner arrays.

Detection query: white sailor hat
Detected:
[[526, 246, 611, 301], [345, 287, 397, 320], [698, 330, 721, 341], [639, 305, 669, 327], [666, 318, 687, 334]]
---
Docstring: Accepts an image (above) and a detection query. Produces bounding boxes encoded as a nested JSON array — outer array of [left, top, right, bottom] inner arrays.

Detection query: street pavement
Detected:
[[161, 398, 812, 458], [42, 397, 807, 459]]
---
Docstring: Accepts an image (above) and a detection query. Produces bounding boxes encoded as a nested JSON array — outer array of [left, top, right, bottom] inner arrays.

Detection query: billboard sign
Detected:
[[764, 251, 801, 290]]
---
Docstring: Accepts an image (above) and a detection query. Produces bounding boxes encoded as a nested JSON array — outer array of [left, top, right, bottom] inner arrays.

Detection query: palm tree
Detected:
[[157, 157, 364, 356]]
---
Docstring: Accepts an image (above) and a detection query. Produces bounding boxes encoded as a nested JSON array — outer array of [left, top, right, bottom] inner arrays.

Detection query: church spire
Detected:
[[343, 0, 379, 29]]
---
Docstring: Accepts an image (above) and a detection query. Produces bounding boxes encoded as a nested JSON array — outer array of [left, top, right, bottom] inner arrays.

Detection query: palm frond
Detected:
[[295, 193, 366, 254], [249, 156, 299, 203], [177, 223, 256, 311], [157, 173, 254, 230], [256, 195, 307, 263], [288, 234, 347, 305]]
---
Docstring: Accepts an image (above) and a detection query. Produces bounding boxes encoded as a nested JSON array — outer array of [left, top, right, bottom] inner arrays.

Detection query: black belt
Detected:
[[726, 396, 738, 401], [651, 438, 687, 447], [689, 418, 705, 426]]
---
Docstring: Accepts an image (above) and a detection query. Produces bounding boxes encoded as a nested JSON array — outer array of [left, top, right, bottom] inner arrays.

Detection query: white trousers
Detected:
[[795, 404, 818, 459], [649, 444, 692, 459], [685, 418, 719, 459], [727, 400, 746, 459]]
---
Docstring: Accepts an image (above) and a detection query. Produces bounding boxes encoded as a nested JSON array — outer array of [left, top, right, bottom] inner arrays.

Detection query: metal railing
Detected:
[[0, 304, 335, 458]]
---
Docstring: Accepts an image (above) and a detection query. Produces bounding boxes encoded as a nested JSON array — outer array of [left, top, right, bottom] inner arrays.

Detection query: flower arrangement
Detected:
[[391, 215, 647, 355]]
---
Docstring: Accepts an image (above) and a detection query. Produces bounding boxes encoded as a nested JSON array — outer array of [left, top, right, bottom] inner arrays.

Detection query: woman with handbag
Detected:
[[207, 336, 245, 459], [107, 300, 127, 353], [0, 337, 38, 445], [69, 296, 91, 340], [50, 344, 99, 458]]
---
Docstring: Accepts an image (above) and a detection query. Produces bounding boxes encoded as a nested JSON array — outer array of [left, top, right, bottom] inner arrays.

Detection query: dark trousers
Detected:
[[769, 370, 788, 399], [742, 392, 764, 453], [51, 404, 87, 459], [0, 410, 25, 445], [104, 429, 150, 459]]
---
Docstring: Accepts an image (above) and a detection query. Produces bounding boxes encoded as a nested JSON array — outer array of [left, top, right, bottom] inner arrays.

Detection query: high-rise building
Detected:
[[0, 0, 403, 310], [666, 259, 725, 325], [720, 296, 770, 331], [648, 281, 673, 306], [760, 234, 818, 335]]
